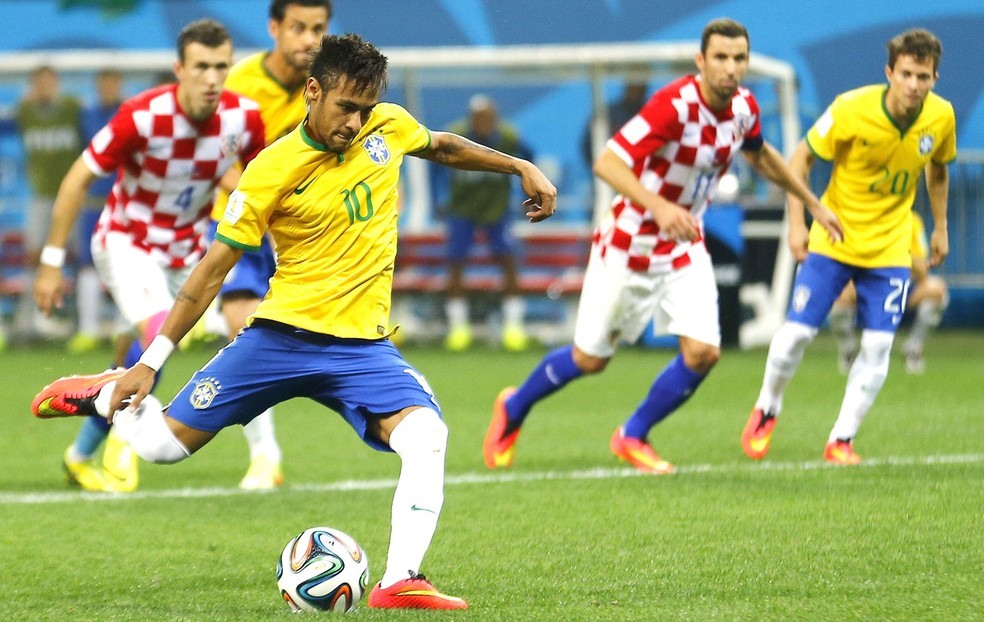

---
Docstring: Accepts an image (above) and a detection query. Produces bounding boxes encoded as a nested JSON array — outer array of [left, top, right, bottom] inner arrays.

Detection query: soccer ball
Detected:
[[276, 526, 370, 613]]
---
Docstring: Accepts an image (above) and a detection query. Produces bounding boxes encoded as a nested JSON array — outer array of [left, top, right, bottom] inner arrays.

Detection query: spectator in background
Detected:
[[67, 68, 125, 354], [580, 79, 649, 169], [14, 65, 84, 341], [438, 94, 533, 352]]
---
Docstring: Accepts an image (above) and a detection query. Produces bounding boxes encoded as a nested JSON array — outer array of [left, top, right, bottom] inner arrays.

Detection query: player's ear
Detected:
[[305, 76, 321, 102], [267, 18, 279, 41]]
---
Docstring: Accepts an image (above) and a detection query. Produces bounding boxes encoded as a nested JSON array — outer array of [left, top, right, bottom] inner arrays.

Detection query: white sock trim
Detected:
[[112, 395, 190, 464]]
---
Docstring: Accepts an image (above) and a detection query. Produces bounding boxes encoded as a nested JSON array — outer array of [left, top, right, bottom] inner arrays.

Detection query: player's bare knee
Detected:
[[572, 347, 609, 374], [683, 344, 720, 374]]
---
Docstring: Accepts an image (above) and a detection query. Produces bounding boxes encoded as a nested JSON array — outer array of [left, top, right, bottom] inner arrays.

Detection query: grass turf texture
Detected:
[[1, 331, 981, 620]]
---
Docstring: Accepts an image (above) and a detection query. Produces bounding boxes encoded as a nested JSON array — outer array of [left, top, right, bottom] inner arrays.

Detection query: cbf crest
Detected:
[[792, 284, 811, 314], [190, 376, 221, 409], [918, 132, 934, 156], [362, 134, 390, 165]]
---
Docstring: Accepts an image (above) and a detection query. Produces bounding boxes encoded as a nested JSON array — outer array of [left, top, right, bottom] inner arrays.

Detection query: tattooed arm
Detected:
[[109, 241, 243, 414]]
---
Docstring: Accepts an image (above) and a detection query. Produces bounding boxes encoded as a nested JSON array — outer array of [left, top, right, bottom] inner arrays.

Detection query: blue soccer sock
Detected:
[[124, 339, 142, 367], [622, 354, 706, 440], [506, 345, 583, 427], [72, 415, 112, 458]]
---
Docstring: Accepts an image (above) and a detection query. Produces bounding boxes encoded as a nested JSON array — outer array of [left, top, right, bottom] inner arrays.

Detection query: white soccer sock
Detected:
[[379, 407, 447, 588], [905, 298, 945, 350], [110, 394, 191, 464], [445, 297, 469, 330], [76, 267, 103, 335], [829, 330, 893, 442], [502, 295, 525, 328], [828, 304, 856, 352], [755, 322, 817, 415], [242, 408, 281, 462]]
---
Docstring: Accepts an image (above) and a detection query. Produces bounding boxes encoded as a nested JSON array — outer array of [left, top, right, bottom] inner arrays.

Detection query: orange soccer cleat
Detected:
[[367, 573, 468, 610], [31, 369, 127, 419], [823, 439, 862, 465], [741, 407, 777, 460], [483, 387, 521, 468], [610, 428, 674, 474]]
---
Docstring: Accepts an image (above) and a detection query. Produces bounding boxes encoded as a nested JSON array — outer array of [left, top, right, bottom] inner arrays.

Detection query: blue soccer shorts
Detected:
[[787, 253, 911, 332], [165, 321, 442, 452], [446, 215, 516, 261]]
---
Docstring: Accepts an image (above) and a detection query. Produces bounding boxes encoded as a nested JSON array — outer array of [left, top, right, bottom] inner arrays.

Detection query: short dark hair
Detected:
[[269, 0, 333, 22], [887, 28, 942, 72], [309, 33, 387, 97], [176, 19, 231, 62], [700, 18, 749, 54]]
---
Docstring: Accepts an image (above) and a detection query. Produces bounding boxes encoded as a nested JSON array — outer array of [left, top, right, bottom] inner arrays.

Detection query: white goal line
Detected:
[[1, 452, 981, 506]]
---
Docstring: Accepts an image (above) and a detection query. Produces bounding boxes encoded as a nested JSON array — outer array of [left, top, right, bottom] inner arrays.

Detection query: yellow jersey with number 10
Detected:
[[806, 85, 956, 268], [216, 102, 431, 339]]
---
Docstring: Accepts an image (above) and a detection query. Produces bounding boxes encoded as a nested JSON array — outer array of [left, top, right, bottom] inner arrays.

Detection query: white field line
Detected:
[[2, 452, 982, 506]]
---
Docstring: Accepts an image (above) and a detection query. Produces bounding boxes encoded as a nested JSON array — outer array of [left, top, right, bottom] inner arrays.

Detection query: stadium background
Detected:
[[0, 0, 980, 333]]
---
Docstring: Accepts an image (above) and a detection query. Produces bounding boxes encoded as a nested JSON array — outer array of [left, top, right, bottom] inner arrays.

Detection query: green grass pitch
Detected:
[[1, 331, 981, 620]]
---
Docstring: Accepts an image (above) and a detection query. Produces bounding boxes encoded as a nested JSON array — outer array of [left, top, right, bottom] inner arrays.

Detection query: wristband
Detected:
[[40, 245, 66, 269], [138, 335, 175, 372]]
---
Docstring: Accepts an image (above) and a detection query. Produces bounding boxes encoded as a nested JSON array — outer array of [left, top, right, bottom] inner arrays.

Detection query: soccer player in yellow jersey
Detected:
[[742, 28, 956, 465], [829, 211, 949, 375], [33, 33, 557, 610], [213, 0, 331, 491]]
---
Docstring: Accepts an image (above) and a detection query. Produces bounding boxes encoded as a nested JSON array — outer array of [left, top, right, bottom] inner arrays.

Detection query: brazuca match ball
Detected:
[[276, 526, 370, 612]]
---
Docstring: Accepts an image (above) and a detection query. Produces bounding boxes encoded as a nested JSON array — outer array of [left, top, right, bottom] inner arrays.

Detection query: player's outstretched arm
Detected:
[[418, 130, 557, 222], [33, 156, 98, 315], [108, 241, 244, 417]]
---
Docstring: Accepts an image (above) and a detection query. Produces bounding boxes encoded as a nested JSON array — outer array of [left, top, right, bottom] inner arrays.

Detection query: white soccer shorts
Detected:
[[573, 244, 721, 358], [91, 231, 193, 327]]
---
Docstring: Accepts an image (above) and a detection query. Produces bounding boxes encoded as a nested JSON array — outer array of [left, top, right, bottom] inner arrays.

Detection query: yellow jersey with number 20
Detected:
[[216, 102, 431, 339], [806, 85, 956, 268], [212, 52, 310, 220]]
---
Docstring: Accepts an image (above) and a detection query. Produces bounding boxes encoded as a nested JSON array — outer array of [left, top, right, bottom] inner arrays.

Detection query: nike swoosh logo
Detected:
[[293, 175, 319, 195], [410, 504, 437, 514]]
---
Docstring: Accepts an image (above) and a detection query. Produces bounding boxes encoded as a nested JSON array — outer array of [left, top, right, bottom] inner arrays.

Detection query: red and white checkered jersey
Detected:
[[84, 84, 264, 268], [597, 75, 762, 273]]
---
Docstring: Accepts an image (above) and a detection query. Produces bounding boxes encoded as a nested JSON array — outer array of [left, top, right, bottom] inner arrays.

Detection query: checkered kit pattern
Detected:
[[84, 84, 264, 268], [597, 75, 761, 273]]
